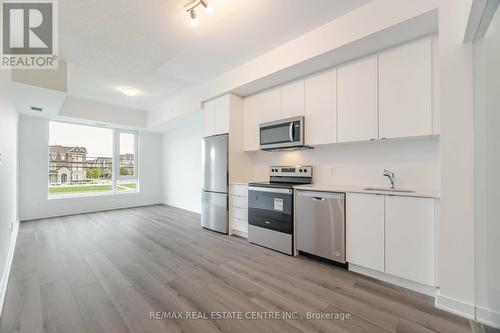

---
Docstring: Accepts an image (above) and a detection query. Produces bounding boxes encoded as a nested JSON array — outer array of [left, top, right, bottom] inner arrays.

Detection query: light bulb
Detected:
[[189, 9, 198, 27], [206, 4, 214, 14]]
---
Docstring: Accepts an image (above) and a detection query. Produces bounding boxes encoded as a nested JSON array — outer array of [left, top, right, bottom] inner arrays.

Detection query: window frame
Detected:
[[113, 129, 139, 193], [47, 121, 140, 199]]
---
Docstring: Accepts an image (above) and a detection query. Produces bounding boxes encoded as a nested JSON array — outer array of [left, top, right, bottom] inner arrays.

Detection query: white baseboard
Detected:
[[435, 291, 475, 319], [0, 220, 19, 317], [20, 201, 164, 221], [476, 305, 500, 329], [349, 264, 437, 297]]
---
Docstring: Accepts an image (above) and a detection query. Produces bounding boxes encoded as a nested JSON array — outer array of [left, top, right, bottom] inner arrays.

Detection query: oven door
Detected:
[[259, 116, 304, 150], [248, 186, 293, 234]]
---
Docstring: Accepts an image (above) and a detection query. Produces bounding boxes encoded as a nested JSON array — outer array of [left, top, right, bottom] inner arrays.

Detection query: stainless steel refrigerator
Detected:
[[201, 134, 228, 234]]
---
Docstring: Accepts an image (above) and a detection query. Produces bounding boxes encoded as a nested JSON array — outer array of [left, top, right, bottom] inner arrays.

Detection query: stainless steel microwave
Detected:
[[259, 116, 305, 150]]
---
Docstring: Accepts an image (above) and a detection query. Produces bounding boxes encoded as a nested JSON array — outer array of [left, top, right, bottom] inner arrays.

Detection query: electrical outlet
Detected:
[[329, 167, 336, 176]]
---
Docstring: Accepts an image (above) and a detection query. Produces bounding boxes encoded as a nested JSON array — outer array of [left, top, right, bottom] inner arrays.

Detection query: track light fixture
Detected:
[[185, 0, 214, 27]]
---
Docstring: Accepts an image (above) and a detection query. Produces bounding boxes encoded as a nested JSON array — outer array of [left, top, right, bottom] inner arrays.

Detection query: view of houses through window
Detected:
[[48, 121, 137, 196], [117, 132, 137, 192]]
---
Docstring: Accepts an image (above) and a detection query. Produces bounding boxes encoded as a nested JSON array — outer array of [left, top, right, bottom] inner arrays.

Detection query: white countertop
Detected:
[[293, 184, 440, 199]]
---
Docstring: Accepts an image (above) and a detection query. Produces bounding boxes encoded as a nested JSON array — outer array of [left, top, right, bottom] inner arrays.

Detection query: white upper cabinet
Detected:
[[304, 69, 337, 145], [385, 196, 435, 286], [282, 80, 305, 119], [262, 87, 282, 123], [203, 96, 230, 137], [243, 93, 263, 151], [215, 95, 230, 135], [346, 193, 385, 272], [337, 55, 378, 143], [231, 37, 435, 147], [378, 37, 432, 139], [203, 99, 217, 137]]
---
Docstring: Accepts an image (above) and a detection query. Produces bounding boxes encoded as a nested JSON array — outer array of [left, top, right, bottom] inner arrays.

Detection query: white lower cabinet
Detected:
[[346, 193, 385, 272], [346, 193, 436, 286], [385, 196, 435, 286], [230, 184, 249, 236]]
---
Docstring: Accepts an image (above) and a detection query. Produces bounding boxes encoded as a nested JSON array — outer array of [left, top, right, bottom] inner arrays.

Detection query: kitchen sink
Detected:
[[363, 187, 416, 193]]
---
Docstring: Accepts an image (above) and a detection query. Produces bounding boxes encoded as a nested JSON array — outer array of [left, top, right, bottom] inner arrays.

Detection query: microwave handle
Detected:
[[289, 122, 294, 141]]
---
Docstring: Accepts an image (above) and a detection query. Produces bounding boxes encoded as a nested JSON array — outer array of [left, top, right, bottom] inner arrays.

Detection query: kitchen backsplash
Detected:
[[253, 137, 440, 190]]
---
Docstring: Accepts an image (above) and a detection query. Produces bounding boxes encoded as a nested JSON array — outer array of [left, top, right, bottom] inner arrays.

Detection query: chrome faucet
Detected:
[[383, 169, 395, 189]]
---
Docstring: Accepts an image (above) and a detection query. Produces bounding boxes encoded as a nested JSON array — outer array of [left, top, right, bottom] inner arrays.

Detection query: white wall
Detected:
[[162, 121, 203, 213], [18, 115, 162, 220], [0, 71, 19, 315], [59, 96, 148, 128], [474, 6, 500, 328], [253, 138, 440, 190], [435, 0, 476, 319]]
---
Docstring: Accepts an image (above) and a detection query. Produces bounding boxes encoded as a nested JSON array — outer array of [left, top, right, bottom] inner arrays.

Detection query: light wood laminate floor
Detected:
[[0, 205, 477, 333]]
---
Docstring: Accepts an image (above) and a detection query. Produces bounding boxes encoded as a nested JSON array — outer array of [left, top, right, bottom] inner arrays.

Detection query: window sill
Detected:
[[47, 190, 140, 201]]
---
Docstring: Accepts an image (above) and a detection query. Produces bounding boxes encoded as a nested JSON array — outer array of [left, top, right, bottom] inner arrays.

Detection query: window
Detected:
[[48, 121, 138, 197], [116, 132, 137, 192]]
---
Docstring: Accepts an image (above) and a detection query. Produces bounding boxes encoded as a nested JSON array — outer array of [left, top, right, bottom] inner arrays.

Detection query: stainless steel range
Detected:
[[248, 166, 312, 255]]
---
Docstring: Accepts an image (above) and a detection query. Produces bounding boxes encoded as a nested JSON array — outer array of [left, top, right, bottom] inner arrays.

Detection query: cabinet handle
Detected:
[[312, 197, 325, 202]]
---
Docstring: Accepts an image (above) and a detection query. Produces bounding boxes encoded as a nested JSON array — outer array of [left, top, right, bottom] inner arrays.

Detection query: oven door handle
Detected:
[[248, 186, 293, 194], [289, 122, 294, 142]]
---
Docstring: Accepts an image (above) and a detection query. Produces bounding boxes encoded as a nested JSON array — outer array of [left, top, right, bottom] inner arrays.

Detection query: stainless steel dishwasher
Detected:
[[296, 191, 346, 263]]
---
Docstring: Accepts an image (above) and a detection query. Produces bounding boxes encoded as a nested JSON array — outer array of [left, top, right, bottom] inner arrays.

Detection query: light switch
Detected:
[[0, 150, 3, 165]]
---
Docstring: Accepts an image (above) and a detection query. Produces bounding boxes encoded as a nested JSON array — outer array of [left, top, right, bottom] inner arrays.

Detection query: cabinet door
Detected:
[[379, 37, 432, 139], [304, 69, 337, 145], [262, 87, 282, 123], [243, 94, 262, 151], [282, 80, 305, 119], [337, 55, 378, 142], [385, 196, 435, 286], [203, 99, 217, 137], [215, 95, 230, 135], [346, 193, 385, 272]]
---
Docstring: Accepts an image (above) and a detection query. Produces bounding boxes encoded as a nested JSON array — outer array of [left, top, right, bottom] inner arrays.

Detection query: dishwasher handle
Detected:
[[297, 191, 345, 200]]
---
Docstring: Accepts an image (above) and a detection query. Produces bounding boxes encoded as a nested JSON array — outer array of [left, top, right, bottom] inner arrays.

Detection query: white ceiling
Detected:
[[60, 0, 371, 110]]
